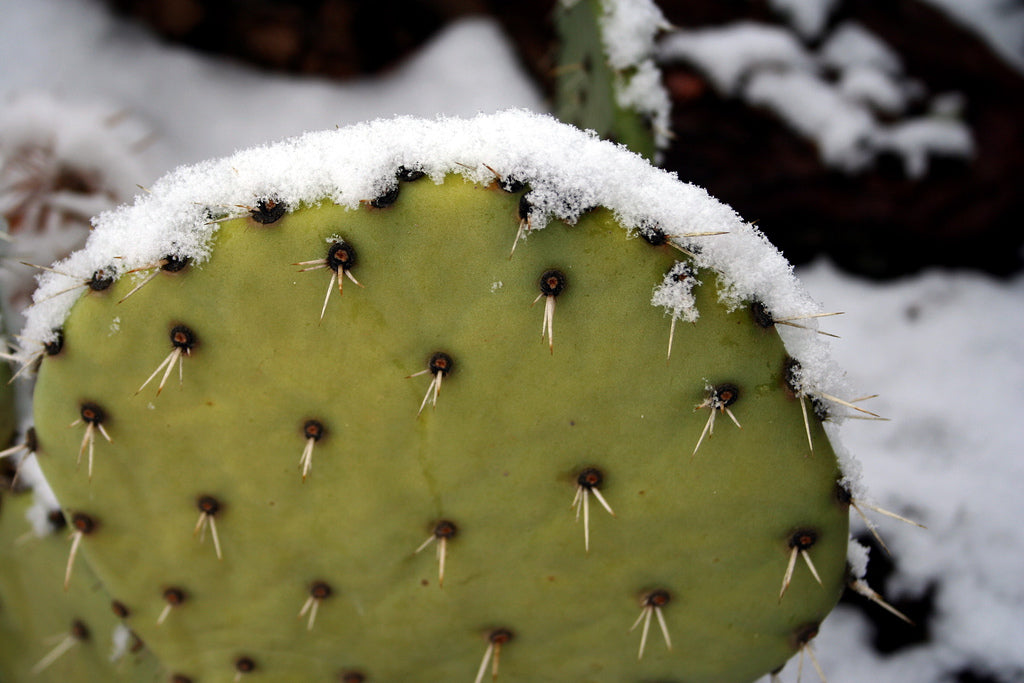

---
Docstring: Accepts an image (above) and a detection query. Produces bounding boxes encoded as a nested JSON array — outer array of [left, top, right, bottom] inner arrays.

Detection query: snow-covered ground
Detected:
[[658, 20, 975, 177], [804, 263, 1024, 682], [2, 0, 1022, 681]]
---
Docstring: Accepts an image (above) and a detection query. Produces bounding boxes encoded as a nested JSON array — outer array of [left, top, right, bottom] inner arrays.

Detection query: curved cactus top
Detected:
[[18, 108, 857, 481]]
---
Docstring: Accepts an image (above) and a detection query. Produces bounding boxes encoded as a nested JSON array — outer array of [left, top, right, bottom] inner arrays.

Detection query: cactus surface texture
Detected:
[[7, 111, 861, 682]]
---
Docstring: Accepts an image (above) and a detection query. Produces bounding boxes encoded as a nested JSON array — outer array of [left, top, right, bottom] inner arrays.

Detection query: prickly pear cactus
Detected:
[[555, 0, 672, 159], [11, 111, 866, 682], [0, 489, 165, 682]]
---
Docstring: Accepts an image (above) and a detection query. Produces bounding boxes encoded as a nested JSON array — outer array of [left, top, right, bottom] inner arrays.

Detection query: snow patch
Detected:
[[836, 66, 909, 116], [876, 117, 975, 179], [768, 0, 840, 39], [819, 22, 903, 75], [800, 261, 1024, 682], [659, 23, 812, 95], [658, 20, 975, 176], [597, 0, 670, 70], [746, 69, 877, 171], [919, 0, 1024, 73], [109, 623, 132, 662]]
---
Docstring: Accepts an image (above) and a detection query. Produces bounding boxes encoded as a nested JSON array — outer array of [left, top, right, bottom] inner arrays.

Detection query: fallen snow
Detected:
[[0, 0, 545, 172], [769, 0, 1024, 74], [650, 261, 700, 325], [659, 23, 812, 95], [836, 65, 909, 115], [658, 20, 975, 176], [876, 117, 975, 178], [745, 69, 879, 171], [801, 262, 1024, 683], [0, 91, 152, 203], [0, 91, 156, 311], [595, 0, 670, 69], [768, 0, 840, 39], [819, 22, 903, 76]]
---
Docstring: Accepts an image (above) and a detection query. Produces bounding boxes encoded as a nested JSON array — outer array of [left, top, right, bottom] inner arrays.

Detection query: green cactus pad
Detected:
[[555, 0, 671, 159], [0, 489, 164, 682], [19, 111, 856, 682]]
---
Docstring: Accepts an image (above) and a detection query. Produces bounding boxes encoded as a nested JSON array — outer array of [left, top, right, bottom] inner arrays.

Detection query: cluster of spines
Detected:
[[11, 168, 913, 683], [29, 620, 91, 676]]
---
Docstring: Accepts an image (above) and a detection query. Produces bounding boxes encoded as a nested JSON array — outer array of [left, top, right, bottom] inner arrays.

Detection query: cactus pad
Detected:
[[0, 489, 164, 681], [15, 111, 859, 682], [555, 0, 671, 159]]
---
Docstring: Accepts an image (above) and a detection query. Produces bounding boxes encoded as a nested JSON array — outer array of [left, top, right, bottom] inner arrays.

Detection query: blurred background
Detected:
[[81, 0, 1024, 279], [2, 1, 1022, 681]]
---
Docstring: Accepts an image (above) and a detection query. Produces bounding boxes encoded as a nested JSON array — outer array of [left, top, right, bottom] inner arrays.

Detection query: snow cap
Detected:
[[19, 109, 850, 410]]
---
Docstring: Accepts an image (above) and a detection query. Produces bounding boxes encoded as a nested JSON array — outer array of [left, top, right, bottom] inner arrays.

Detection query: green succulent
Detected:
[[5, 111, 861, 683]]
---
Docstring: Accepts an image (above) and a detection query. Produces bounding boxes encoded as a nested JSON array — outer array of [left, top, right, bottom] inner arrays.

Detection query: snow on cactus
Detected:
[[555, 0, 673, 160], [0, 91, 158, 315], [6, 110, 892, 682]]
